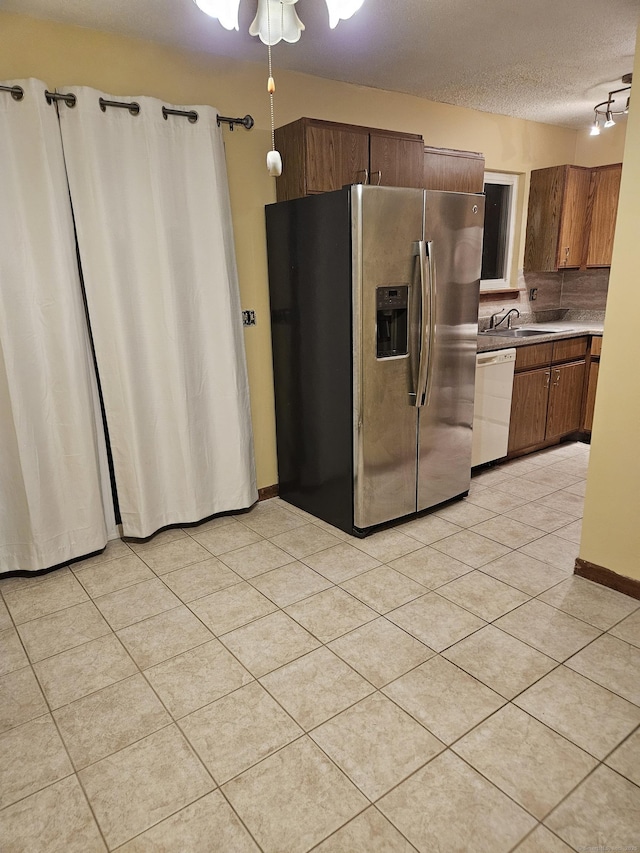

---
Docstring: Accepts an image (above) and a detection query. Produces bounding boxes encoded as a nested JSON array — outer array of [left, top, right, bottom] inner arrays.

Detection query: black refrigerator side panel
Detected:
[[266, 190, 354, 533]]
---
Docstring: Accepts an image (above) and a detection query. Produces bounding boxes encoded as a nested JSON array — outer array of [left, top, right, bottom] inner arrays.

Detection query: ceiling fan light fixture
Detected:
[[192, 0, 241, 31], [193, 0, 366, 40], [191, 0, 367, 174], [325, 0, 366, 29], [249, 0, 305, 45]]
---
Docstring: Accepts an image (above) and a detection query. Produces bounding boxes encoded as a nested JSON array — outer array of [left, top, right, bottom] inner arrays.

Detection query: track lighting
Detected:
[[591, 74, 632, 134]]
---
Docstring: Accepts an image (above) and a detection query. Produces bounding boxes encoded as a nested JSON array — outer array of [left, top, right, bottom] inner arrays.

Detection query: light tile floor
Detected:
[[1, 441, 640, 851]]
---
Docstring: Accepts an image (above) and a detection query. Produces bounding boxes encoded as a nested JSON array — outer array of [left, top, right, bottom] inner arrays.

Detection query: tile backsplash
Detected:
[[560, 270, 610, 311], [478, 269, 609, 329]]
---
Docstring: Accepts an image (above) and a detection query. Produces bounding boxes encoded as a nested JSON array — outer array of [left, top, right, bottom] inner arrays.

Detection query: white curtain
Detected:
[[58, 88, 257, 538], [0, 79, 108, 572]]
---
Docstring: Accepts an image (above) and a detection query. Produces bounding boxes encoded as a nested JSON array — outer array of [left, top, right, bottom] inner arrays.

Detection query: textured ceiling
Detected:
[[4, 0, 639, 129]]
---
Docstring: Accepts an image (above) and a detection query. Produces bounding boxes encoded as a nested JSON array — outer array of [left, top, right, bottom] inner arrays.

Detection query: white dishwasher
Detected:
[[471, 349, 516, 467]]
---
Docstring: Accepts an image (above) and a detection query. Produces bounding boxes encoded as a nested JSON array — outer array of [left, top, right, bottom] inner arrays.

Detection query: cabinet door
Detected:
[[557, 167, 591, 268], [524, 166, 565, 272], [274, 121, 307, 201], [306, 124, 369, 193], [423, 146, 485, 192], [515, 343, 554, 371], [546, 361, 586, 438], [583, 360, 599, 431], [508, 368, 550, 453], [369, 134, 424, 188], [585, 164, 622, 266], [552, 336, 588, 363]]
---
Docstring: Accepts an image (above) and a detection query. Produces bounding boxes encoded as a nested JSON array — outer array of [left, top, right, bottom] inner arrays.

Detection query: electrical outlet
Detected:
[[242, 310, 256, 326], [529, 288, 538, 301]]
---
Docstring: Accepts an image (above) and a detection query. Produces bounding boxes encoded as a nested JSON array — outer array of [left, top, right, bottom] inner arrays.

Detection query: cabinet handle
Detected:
[[553, 368, 560, 387], [563, 247, 570, 265], [545, 370, 551, 388], [355, 168, 369, 185], [372, 170, 382, 185]]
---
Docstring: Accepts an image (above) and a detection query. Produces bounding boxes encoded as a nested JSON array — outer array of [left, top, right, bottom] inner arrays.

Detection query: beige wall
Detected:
[[575, 121, 627, 167], [0, 12, 624, 490], [579, 22, 640, 582]]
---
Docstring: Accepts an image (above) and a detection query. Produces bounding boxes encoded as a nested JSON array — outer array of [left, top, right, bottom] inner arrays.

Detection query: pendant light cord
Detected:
[[269, 46, 275, 151], [267, 4, 276, 151]]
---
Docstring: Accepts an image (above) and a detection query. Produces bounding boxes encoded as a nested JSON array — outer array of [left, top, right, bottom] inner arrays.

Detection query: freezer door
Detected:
[[417, 191, 484, 510], [353, 185, 424, 530]]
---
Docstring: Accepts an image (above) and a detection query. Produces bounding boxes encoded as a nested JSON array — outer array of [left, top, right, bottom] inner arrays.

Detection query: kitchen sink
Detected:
[[480, 328, 557, 337]]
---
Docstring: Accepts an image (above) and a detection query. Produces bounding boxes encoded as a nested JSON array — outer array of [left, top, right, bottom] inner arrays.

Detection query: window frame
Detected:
[[480, 170, 519, 292]]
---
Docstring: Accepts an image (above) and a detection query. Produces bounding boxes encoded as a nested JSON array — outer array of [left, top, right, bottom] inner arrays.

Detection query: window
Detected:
[[480, 171, 518, 291]]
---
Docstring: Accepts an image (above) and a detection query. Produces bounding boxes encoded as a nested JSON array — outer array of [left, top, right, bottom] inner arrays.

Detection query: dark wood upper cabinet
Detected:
[[524, 163, 622, 272], [304, 123, 369, 194], [273, 118, 487, 202], [370, 132, 424, 188], [585, 164, 622, 266], [273, 117, 424, 202], [423, 145, 485, 193], [524, 165, 589, 271], [558, 167, 592, 268]]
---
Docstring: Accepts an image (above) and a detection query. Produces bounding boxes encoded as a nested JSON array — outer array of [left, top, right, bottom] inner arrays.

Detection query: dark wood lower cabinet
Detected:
[[583, 361, 599, 432], [508, 369, 549, 452], [582, 336, 602, 433], [546, 361, 586, 438], [507, 340, 589, 455]]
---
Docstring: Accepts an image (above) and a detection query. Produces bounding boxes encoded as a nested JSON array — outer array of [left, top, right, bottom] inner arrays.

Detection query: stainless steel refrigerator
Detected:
[[266, 184, 484, 536]]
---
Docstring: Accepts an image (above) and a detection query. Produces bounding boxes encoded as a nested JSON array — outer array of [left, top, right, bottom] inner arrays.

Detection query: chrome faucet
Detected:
[[489, 309, 506, 329], [491, 308, 521, 330]]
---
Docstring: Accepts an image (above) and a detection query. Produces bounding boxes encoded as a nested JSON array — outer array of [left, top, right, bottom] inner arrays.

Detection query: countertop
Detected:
[[477, 321, 604, 353]]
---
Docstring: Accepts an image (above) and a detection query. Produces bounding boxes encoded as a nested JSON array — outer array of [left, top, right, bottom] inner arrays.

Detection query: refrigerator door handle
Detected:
[[423, 240, 436, 408], [412, 240, 434, 407]]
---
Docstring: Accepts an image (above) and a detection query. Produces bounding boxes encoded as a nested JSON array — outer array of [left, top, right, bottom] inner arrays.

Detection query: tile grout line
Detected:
[[12, 546, 634, 814], [106, 788, 268, 853], [0, 614, 112, 851], [15, 517, 637, 749], [30, 568, 233, 851], [6, 441, 640, 850]]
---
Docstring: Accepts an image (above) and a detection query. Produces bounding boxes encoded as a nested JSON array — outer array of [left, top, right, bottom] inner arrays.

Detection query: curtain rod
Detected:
[[1, 86, 254, 131], [217, 114, 254, 131], [163, 106, 198, 124], [98, 97, 254, 130], [46, 91, 76, 107], [99, 97, 140, 115], [0, 84, 24, 101], [0, 86, 77, 106]]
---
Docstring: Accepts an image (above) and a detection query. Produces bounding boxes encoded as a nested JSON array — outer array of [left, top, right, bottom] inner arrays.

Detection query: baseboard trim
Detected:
[[506, 433, 585, 460], [258, 484, 279, 501], [574, 558, 640, 601]]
